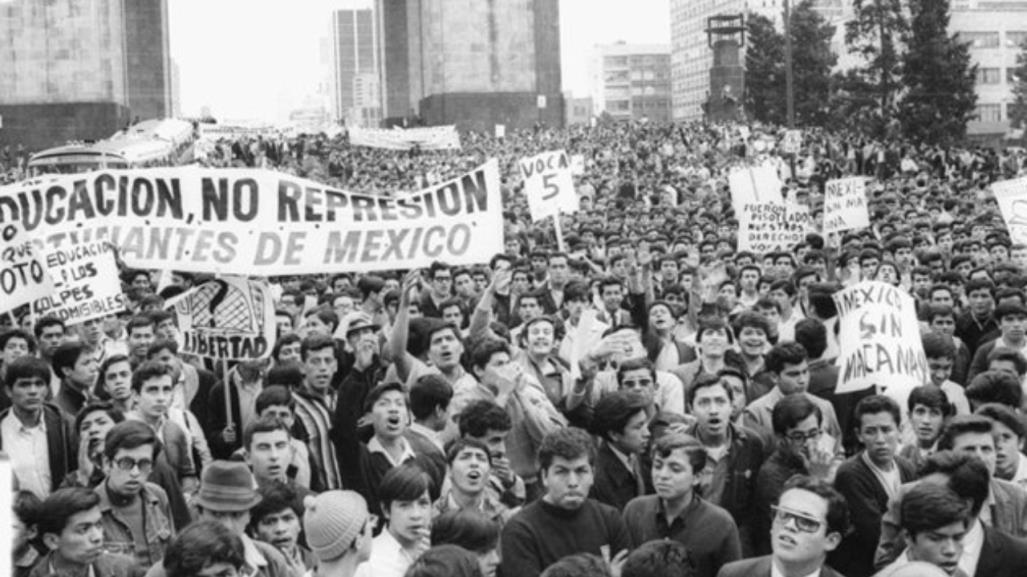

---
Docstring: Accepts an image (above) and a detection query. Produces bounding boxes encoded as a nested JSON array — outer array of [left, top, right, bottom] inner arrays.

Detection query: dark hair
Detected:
[[36, 488, 101, 538], [445, 437, 492, 465], [921, 451, 990, 518], [621, 540, 696, 577], [921, 332, 956, 360], [793, 319, 828, 359], [430, 509, 500, 554], [986, 347, 1027, 376], [130, 360, 174, 393], [590, 390, 650, 442], [772, 394, 822, 436], [74, 399, 126, 433], [266, 364, 304, 389], [125, 315, 155, 335], [937, 415, 995, 452], [732, 311, 771, 338], [900, 482, 971, 537], [103, 419, 162, 461], [650, 433, 706, 476], [51, 341, 89, 380], [33, 316, 65, 339], [470, 339, 510, 371], [94, 354, 132, 399], [0, 328, 36, 353], [244, 415, 292, 449], [404, 544, 483, 577], [300, 334, 336, 360], [965, 278, 996, 297], [272, 333, 302, 361], [538, 427, 596, 471], [616, 357, 656, 386], [379, 464, 433, 516], [539, 553, 611, 577], [13, 490, 41, 526], [410, 374, 454, 421], [966, 370, 1023, 409], [164, 520, 246, 577], [925, 304, 956, 322], [256, 385, 295, 415], [765, 341, 808, 374], [853, 395, 901, 430], [248, 482, 302, 530], [145, 338, 178, 359], [695, 317, 733, 344], [975, 403, 1026, 438], [363, 381, 406, 413], [687, 374, 732, 406], [4, 355, 51, 389], [781, 475, 850, 536], [907, 385, 954, 416], [457, 400, 511, 437]]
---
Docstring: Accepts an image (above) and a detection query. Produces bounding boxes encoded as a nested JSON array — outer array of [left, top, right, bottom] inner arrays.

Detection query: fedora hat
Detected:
[[194, 461, 262, 512]]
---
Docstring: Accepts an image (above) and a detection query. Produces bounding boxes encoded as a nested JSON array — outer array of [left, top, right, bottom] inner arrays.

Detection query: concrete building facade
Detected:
[[332, 8, 381, 128], [0, 0, 171, 149], [377, 0, 563, 131], [592, 43, 672, 122]]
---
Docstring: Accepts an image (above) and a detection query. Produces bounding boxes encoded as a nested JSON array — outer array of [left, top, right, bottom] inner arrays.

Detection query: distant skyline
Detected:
[[169, 0, 670, 122]]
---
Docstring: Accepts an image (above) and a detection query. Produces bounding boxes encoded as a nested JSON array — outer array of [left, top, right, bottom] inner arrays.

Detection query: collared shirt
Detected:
[[2, 411, 51, 498], [407, 422, 444, 451], [432, 488, 513, 526], [958, 519, 984, 577], [1012, 453, 1027, 489], [367, 435, 417, 468], [241, 533, 270, 577], [879, 548, 971, 577], [354, 527, 420, 577], [771, 559, 821, 577]]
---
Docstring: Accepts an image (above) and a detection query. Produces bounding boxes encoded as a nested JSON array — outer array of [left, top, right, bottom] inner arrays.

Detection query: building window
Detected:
[[960, 31, 1000, 48], [975, 103, 1002, 122], [977, 67, 1002, 85]]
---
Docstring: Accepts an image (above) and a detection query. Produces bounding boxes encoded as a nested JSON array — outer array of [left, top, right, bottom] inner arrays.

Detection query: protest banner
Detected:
[[519, 149, 578, 222], [32, 240, 125, 324], [172, 276, 276, 361], [0, 160, 504, 275], [738, 202, 813, 253], [780, 129, 802, 154], [0, 222, 54, 315], [348, 125, 461, 151], [823, 177, 870, 235], [728, 165, 784, 216], [833, 281, 929, 394], [991, 177, 1027, 244]]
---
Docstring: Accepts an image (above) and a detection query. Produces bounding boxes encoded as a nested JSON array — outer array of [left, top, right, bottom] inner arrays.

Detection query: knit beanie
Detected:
[[303, 490, 369, 562]]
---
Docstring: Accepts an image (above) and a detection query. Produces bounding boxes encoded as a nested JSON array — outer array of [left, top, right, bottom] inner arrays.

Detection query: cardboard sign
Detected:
[[0, 161, 503, 275], [728, 165, 784, 216], [833, 281, 929, 394], [519, 149, 578, 221], [0, 222, 54, 315], [992, 177, 1027, 244], [823, 177, 870, 235], [173, 276, 276, 360], [32, 240, 125, 323], [738, 202, 813, 253], [781, 129, 802, 154]]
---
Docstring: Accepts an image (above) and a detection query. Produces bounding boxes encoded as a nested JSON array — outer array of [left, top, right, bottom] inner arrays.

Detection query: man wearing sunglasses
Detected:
[[96, 420, 176, 571], [717, 475, 849, 577]]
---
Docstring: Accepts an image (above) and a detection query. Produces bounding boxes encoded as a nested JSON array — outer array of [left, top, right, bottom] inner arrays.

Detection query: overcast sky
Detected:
[[169, 0, 670, 121]]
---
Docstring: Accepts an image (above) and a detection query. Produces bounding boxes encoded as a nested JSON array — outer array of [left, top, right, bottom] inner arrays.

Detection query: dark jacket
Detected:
[[975, 525, 1027, 577], [590, 441, 652, 512], [956, 310, 999, 357], [29, 551, 144, 577], [753, 447, 807, 555], [830, 454, 916, 577], [0, 402, 76, 494], [686, 422, 765, 556], [716, 556, 846, 577]]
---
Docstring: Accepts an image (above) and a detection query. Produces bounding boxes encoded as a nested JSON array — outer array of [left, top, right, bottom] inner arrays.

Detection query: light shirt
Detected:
[[958, 519, 984, 577], [367, 435, 417, 468], [1012, 453, 1027, 489], [354, 527, 419, 577], [862, 451, 901, 502], [408, 422, 444, 451], [240, 534, 269, 577], [2, 410, 51, 499]]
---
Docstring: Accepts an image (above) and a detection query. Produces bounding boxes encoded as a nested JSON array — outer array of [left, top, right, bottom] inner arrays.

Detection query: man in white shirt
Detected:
[[876, 482, 971, 577], [0, 356, 67, 499]]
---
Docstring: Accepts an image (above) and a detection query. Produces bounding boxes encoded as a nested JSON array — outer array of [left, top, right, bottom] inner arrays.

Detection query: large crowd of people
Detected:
[[2, 118, 1027, 577]]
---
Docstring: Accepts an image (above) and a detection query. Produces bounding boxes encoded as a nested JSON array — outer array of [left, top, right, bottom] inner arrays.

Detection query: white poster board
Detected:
[[519, 149, 578, 221]]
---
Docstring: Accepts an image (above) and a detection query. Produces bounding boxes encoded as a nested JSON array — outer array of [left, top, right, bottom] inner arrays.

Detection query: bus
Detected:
[[27, 118, 196, 176]]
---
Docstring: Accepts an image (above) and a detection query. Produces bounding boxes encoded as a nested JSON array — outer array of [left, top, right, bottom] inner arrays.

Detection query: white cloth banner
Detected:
[[992, 177, 1027, 245], [0, 161, 504, 276], [833, 281, 929, 394], [823, 177, 870, 235], [519, 150, 579, 221], [0, 222, 54, 315], [348, 125, 461, 151]]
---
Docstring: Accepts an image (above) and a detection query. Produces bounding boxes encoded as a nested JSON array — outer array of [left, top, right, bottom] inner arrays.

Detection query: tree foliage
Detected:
[[898, 0, 977, 145], [1011, 38, 1027, 132], [745, 13, 786, 125], [843, 0, 908, 135]]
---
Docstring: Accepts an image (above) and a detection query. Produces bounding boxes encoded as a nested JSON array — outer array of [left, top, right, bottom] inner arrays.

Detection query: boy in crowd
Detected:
[[355, 464, 435, 577], [898, 386, 953, 472], [432, 438, 512, 526], [249, 483, 315, 574], [875, 483, 971, 577], [243, 415, 312, 507], [256, 385, 312, 488], [589, 390, 652, 511], [51, 341, 98, 418]]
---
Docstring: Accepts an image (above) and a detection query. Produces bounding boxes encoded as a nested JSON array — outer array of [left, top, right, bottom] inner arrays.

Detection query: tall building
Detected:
[[950, 0, 1025, 138], [377, 0, 563, 131], [331, 7, 381, 128], [669, 0, 849, 121], [0, 0, 171, 149], [592, 43, 672, 122]]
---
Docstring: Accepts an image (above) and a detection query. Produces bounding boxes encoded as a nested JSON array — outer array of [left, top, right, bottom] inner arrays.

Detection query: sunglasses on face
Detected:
[[772, 505, 823, 533]]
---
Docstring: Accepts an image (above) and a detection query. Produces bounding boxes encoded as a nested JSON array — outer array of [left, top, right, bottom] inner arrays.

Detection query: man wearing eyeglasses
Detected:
[[717, 475, 849, 577], [96, 420, 176, 570]]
